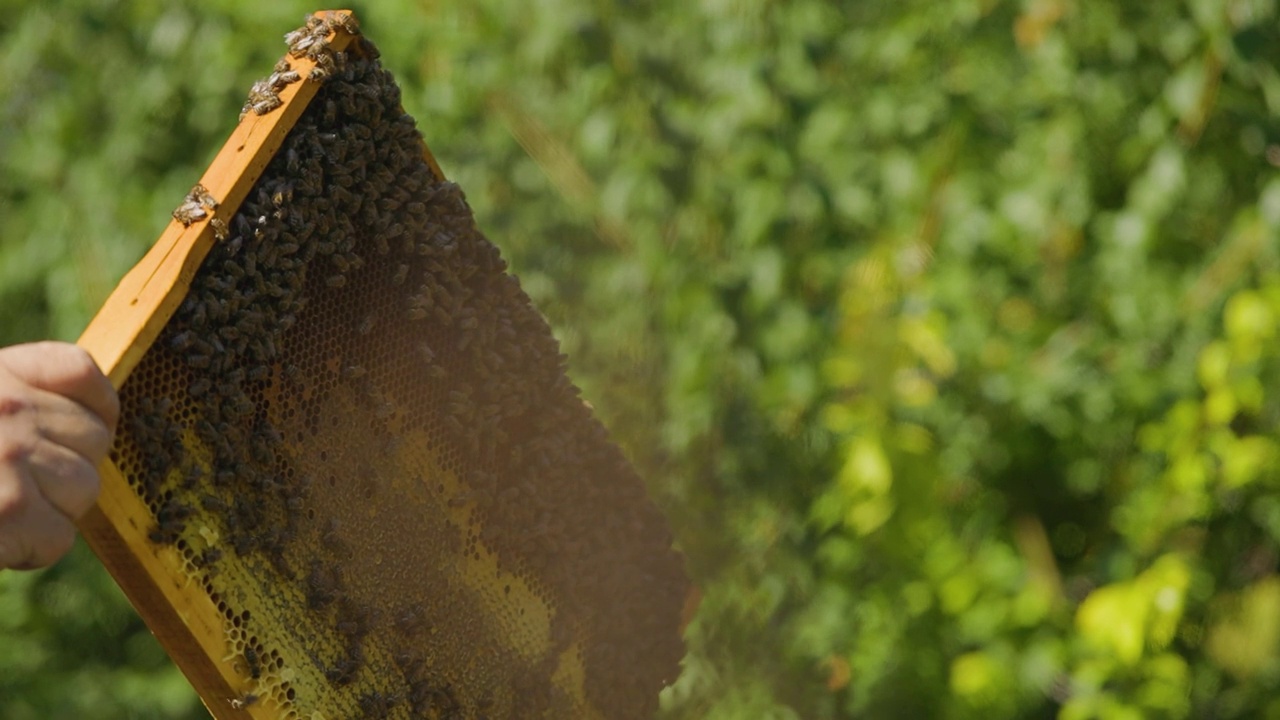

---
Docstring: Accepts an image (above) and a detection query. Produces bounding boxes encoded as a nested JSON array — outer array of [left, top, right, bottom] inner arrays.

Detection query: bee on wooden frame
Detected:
[[172, 201, 207, 227], [191, 184, 218, 210], [326, 11, 360, 35]]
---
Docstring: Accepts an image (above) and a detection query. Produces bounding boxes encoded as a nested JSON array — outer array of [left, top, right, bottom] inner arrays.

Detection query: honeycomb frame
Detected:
[[76, 10, 687, 719]]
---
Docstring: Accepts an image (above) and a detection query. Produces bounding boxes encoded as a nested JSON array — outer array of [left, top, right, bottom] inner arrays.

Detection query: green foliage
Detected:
[[4, 0, 1280, 717]]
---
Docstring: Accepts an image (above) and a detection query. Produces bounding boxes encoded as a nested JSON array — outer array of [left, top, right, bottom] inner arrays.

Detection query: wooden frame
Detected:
[[72, 12, 445, 717]]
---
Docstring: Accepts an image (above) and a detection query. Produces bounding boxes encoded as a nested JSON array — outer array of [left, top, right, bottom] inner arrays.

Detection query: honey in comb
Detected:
[[110, 14, 687, 720]]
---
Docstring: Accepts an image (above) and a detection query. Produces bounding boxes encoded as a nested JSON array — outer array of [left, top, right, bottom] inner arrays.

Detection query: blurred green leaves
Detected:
[[5, 0, 1280, 718]]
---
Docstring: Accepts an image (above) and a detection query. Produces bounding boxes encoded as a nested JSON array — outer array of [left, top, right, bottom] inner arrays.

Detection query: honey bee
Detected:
[[358, 692, 398, 717], [241, 79, 282, 118], [148, 516, 184, 545], [267, 551, 295, 580], [199, 494, 228, 513], [284, 26, 311, 53], [229, 693, 258, 710], [286, 30, 323, 59], [172, 201, 208, 227], [252, 94, 283, 115], [305, 562, 339, 609], [191, 184, 218, 210], [188, 378, 212, 398], [269, 69, 301, 89], [327, 11, 360, 35], [231, 533, 256, 557], [309, 56, 334, 82], [196, 547, 223, 568], [324, 655, 359, 687], [210, 217, 230, 241]]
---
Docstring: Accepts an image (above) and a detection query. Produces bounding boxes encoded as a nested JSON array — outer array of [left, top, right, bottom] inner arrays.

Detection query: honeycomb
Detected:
[[107, 14, 687, 719]]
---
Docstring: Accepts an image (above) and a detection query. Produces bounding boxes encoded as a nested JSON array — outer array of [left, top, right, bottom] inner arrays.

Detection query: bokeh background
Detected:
[[3, 0, 1280, 717]]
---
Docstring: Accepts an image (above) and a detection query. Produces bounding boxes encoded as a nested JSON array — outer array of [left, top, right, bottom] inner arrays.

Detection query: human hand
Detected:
[[0, 342, 119, 570]]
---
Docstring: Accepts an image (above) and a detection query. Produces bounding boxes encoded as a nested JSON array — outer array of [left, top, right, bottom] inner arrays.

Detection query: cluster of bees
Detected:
[[239, 11, 359, 122], [114, 12, 687, 719], [171, 183, 230, 240]]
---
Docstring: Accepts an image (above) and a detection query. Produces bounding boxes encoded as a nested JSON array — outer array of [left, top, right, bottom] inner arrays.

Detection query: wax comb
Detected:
[[75, 11, 688, 719]]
